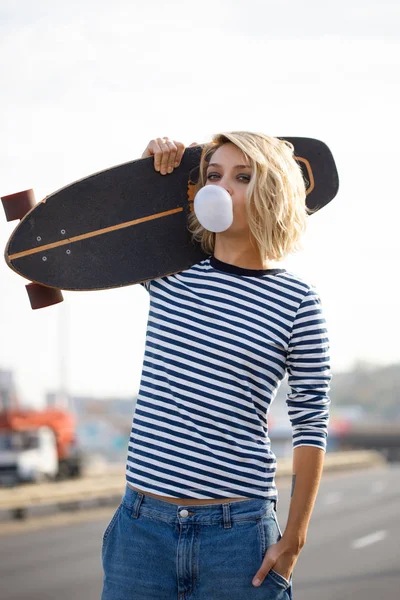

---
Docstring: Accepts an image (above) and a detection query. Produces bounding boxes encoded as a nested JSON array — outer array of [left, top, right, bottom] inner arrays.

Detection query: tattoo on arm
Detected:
[[291, 474, 296, 497]]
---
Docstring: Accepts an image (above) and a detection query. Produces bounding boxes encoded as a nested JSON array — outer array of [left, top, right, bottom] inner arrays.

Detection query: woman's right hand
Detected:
[[141, 137, 199, 175]]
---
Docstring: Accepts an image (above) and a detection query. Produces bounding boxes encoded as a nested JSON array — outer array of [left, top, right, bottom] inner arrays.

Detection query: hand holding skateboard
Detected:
[[141, 137, 199, 174]]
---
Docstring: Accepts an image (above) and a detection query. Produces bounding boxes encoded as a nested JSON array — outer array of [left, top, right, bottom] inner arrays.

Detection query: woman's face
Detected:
[[205, 142, 252, 234]]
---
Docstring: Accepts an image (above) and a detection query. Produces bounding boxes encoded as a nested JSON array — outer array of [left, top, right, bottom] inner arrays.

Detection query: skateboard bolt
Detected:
[[66, 249, 71, 255], [37, 236, 41, 242], [61, 229, 66, 235], [42, 256, 47, 261]]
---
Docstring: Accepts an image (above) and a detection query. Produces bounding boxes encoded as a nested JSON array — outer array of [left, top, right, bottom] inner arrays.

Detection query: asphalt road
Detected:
[[1, 462, 399, 600]]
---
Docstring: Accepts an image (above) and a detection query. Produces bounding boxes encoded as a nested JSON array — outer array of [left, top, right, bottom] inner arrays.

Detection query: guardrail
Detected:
[[0, 450, 387, 521]]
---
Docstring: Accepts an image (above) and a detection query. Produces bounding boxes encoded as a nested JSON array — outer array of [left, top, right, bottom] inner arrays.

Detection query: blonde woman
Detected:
[[101, 133, 332, 600]]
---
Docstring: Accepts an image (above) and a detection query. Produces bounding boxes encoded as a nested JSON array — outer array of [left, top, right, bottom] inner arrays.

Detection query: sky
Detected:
[[0, 0, 399, 408]]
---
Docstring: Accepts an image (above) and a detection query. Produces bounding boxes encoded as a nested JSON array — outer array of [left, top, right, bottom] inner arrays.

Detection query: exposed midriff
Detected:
[[127, 483, 250, 505]]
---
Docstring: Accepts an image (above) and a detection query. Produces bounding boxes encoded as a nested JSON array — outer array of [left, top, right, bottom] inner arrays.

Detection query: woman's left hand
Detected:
[[252, 538, 300, 587]]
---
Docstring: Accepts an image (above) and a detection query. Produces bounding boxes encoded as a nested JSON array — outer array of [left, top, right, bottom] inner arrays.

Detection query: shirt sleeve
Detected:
[[139, 280, 151, 292], [285, 286, 332, 452]]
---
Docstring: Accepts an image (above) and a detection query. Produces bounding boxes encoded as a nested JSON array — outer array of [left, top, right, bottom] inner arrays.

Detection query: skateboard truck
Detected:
[[2, 189, 64, 309]]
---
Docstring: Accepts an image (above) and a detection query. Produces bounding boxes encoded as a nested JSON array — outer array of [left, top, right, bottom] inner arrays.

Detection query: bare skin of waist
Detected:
[[127, 483, 251, 505]]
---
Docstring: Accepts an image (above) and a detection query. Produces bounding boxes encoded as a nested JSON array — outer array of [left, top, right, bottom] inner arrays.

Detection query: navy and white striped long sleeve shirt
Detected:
[[125, 255, 331, 501]]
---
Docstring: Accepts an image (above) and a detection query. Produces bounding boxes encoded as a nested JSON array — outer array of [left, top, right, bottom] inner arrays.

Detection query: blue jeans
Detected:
[[101, 483, 294, 600]]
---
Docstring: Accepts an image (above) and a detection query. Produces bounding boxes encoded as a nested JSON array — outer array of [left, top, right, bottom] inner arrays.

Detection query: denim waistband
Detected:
[[121, 483, 276, 526]]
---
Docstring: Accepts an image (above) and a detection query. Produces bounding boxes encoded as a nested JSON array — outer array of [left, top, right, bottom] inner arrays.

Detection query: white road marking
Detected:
[[371, 481, 386, 493], [323, 492, 342, 505], [351, 530, 387, 549]]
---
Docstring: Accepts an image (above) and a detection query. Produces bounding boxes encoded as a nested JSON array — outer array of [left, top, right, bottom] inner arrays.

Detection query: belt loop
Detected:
[[131, 492, 145, 519], [222, 503, 232, 529]]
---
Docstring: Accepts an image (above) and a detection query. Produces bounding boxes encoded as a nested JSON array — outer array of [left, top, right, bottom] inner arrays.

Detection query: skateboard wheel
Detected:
[[26, 282, 64, 310], [1, 189, 36, 221]]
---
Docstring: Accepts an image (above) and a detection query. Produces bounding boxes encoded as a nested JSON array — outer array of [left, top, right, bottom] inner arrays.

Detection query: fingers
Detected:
[[140, 138, 165, 171], [159, 139, 182, 174], [141, 137, 198, 175], [173, 141, 186, 168], [252, 544, 296, 588], [141, 140, 159, 159]]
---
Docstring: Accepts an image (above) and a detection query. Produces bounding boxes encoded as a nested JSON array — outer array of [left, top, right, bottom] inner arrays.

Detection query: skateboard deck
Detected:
[[3, 137, 339, 295]]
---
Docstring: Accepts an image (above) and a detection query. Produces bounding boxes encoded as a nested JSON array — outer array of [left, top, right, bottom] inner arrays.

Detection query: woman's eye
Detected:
[[206, 173, 250, 182]]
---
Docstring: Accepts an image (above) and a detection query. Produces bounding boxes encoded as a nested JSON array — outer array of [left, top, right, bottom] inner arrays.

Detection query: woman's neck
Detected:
[[213, 240, 278, 270]]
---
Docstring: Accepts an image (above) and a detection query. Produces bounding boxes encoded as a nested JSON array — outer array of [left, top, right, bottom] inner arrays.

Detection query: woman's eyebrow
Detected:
[[207, 163, 251, 169]]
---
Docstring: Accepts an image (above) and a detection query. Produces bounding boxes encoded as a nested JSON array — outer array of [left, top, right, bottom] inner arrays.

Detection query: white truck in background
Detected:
[[0, 405, 83, 486], [0, 426, 59, 485]]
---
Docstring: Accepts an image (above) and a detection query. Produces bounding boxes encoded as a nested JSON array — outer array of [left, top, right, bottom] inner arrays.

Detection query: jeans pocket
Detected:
[[259, 511, 293, 591], [271, 508, 284, 539], [258, 511, 280, 558], [102, 503, 122, 549], [269, 567, 291, 589]]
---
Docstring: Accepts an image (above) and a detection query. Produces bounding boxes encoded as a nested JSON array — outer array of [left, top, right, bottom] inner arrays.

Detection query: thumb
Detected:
[[188, 141, 200, 147], [141, 147, 155, 158], [252, 557, 274, 587]]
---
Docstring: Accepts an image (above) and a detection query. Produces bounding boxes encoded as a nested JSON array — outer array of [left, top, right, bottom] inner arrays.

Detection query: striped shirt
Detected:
[[125, 255, 331, 500]]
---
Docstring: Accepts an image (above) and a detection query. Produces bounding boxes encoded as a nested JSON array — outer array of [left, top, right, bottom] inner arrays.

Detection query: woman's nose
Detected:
[[215, 179, 232, 196]]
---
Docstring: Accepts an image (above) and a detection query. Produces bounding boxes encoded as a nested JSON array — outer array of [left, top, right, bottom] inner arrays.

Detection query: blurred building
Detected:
[[0, 369, 17, 411], [68, 394, 136, 462]]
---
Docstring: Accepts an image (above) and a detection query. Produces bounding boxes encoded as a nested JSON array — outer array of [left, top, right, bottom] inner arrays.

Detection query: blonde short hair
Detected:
[[187, 131, 311, 262]]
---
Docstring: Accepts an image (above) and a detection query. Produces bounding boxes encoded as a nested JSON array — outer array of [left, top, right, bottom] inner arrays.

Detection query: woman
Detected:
[[101, 133, 332, 600]]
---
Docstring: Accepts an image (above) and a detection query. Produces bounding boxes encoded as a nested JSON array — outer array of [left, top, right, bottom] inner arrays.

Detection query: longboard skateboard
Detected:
[[2, 138, 339, 309]]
